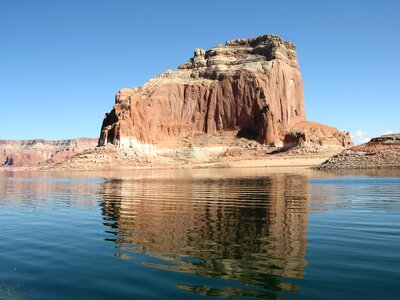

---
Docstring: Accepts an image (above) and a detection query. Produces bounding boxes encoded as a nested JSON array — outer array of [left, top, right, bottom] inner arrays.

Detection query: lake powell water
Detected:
[[0, 168, 399, 300]]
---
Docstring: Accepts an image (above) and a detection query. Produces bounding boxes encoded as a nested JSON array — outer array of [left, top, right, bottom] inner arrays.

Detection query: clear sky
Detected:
[[1, 0, 399, 144]]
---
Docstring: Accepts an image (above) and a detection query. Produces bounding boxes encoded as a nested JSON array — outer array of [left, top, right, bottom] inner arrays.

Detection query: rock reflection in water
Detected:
[[101, 174, 309, 297]]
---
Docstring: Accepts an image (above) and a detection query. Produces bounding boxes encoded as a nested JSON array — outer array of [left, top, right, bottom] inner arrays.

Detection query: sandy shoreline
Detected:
[[0, 153, 334, 172]]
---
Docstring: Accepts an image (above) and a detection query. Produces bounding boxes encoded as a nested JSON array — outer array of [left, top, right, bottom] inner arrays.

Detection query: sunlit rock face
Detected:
[[99, 34, 306, 152]]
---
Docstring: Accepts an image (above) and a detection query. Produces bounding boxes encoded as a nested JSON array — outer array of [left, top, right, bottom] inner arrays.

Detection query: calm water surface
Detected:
[[0, 168, 399, 299]]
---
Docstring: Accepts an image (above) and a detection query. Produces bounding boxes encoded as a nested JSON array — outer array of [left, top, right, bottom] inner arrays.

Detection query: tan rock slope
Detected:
[[99, 34, 351, 155], [0, 138, 97, 167]]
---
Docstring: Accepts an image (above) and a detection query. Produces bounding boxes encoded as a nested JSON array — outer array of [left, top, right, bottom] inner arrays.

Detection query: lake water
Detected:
[[0, 168, 399, 300]]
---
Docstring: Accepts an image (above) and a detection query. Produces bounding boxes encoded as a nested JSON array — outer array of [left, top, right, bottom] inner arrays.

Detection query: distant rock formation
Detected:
[[370, 133, 400, 143], [0, 138, 97, 167], [99, 34, 351, 155], [318, 134, 400, 169]]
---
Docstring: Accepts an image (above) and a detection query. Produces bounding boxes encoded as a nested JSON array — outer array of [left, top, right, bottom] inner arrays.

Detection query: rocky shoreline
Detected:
[[36, 133, 341, 171], [3, 134, 399, 172], [317, 134, 400, 169]]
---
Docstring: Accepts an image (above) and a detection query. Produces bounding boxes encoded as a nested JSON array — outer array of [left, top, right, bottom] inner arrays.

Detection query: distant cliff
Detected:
[[0, 138, 97, 167]]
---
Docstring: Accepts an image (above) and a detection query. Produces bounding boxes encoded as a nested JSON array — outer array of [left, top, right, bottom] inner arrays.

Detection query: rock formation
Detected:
[[99, 34, 310, 153], [0, 138, 97, 167], [2, 35, 353, 170], [284, 121, 352, 150]]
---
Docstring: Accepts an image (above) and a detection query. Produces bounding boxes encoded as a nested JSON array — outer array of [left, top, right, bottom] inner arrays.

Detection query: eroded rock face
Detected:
[[99, 34, 306, 152]]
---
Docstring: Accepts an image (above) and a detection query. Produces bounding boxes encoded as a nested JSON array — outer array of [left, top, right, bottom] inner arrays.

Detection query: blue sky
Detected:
[[0, 0, 399, 143]]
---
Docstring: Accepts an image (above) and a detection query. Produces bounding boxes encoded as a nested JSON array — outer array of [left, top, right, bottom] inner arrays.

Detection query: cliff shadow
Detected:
[[236, 128, 259, 140]]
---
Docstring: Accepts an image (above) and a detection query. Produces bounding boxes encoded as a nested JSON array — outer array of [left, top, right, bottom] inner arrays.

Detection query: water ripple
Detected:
[[0, 171, 399, 299]]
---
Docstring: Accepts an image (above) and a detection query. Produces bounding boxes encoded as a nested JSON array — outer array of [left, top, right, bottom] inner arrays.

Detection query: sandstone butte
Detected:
[[98, 34, 352, 156]]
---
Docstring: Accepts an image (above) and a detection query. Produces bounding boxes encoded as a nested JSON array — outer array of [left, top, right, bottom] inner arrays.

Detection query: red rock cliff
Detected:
[[99, 34, 306, 151]]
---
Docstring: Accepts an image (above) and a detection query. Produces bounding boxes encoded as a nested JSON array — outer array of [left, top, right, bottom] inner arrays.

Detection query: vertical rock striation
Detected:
[[99, 34, 307, 153]]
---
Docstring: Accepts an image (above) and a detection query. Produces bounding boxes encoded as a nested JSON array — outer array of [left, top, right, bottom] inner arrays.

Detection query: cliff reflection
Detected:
[[101, 174, 310, 296]]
